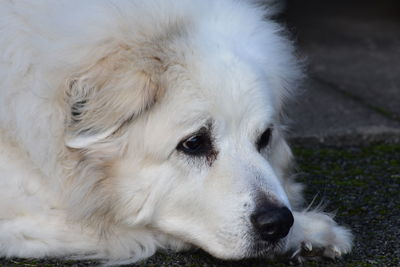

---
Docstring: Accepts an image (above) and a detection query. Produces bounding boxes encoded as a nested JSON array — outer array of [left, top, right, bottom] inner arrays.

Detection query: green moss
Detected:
[[344, 263, 373, 267]]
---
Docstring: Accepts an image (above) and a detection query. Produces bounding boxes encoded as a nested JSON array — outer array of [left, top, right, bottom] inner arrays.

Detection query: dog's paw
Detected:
[[285, 211, 353, 263]]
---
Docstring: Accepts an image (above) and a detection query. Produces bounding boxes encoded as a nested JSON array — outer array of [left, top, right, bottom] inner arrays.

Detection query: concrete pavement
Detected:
[[284, 0, 400, 144]]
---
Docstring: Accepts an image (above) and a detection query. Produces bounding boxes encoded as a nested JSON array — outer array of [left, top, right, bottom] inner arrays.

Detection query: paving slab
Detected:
[[287, 78, 400, 144], [284, 0, 400, 143]]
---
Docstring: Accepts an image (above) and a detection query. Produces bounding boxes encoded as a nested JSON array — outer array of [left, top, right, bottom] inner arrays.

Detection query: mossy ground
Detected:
[[2, 143, 399, 267]]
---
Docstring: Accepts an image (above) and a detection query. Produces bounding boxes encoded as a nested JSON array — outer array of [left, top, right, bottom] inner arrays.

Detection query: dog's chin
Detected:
[[245, 238, 286, 259], [201, 236, 286, 261]]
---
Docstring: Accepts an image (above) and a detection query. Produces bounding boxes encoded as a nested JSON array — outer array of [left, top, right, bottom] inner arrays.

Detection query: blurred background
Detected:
[[279, 0, 400, 144]]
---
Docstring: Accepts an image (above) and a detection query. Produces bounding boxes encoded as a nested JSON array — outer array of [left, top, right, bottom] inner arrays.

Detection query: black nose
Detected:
[[251, 206, 294, 242]]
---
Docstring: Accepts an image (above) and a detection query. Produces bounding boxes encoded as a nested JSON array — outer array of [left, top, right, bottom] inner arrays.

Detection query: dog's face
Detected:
[[64, 26, 300, 259]]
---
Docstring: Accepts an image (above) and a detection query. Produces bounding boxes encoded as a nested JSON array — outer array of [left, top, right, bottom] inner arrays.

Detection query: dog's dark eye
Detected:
[[256, 127, 272, 151], [177, 133, 212, 156]]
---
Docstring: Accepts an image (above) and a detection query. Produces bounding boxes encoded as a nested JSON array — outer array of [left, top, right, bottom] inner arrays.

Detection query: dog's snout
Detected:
[[251, 206, 294, 242]]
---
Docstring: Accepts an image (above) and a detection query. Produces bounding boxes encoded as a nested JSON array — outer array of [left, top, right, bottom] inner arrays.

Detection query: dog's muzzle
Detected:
[[250, 205, 294, 243]]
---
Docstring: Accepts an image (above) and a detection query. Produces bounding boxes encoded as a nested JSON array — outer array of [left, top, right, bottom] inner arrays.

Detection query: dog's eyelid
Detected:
[[178, 127, 207, 142], [177, 120, 213, 143]]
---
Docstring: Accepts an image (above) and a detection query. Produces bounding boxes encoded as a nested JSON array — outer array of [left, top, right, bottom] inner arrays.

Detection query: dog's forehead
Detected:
[[162, 48, 276, 129]]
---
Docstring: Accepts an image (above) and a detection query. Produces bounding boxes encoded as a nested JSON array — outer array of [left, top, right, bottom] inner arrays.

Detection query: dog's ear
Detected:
[[65, 50, 163, 148]]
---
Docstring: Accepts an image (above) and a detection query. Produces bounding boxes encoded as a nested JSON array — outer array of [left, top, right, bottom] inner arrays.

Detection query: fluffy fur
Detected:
[[0, 0, 352, 265]]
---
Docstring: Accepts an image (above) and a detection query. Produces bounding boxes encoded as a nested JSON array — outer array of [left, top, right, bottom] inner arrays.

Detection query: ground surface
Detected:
[[2, 143, 399, 267], [284, 0, 400, 144]]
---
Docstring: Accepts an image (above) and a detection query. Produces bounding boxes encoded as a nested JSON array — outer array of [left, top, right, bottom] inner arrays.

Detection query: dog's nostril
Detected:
[[251, 206, 294, 242]]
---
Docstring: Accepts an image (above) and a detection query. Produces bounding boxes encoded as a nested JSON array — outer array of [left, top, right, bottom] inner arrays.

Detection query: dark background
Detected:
[[282, 0, 400, 143]]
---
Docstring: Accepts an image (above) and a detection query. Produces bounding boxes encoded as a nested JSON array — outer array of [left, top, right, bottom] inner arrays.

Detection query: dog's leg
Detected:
[[0, 215, 99, 258], [283, 211, 352, 263], [0, 132, 99, 259]]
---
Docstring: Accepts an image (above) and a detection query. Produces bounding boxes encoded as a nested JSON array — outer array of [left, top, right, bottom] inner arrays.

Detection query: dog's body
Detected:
[[0, 0, 352, 264]]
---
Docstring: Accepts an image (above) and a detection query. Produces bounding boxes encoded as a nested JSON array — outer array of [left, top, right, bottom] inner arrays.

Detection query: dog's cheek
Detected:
[[110, 157, 181, 226]]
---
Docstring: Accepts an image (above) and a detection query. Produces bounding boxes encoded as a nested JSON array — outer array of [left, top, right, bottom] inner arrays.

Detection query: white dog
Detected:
[[0, 0, 352, 265]]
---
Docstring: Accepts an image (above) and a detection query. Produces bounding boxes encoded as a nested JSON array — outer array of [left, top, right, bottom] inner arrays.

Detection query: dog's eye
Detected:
[[256, 127, 272, 151], [177, 133, 212, 156]]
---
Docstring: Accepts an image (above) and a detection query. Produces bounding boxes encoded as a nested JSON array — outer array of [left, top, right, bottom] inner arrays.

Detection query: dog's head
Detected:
[[61, 2, 302, 259]]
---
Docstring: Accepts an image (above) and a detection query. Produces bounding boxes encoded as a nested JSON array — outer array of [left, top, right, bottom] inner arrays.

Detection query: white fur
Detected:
[[0, 0, 352, 265]]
